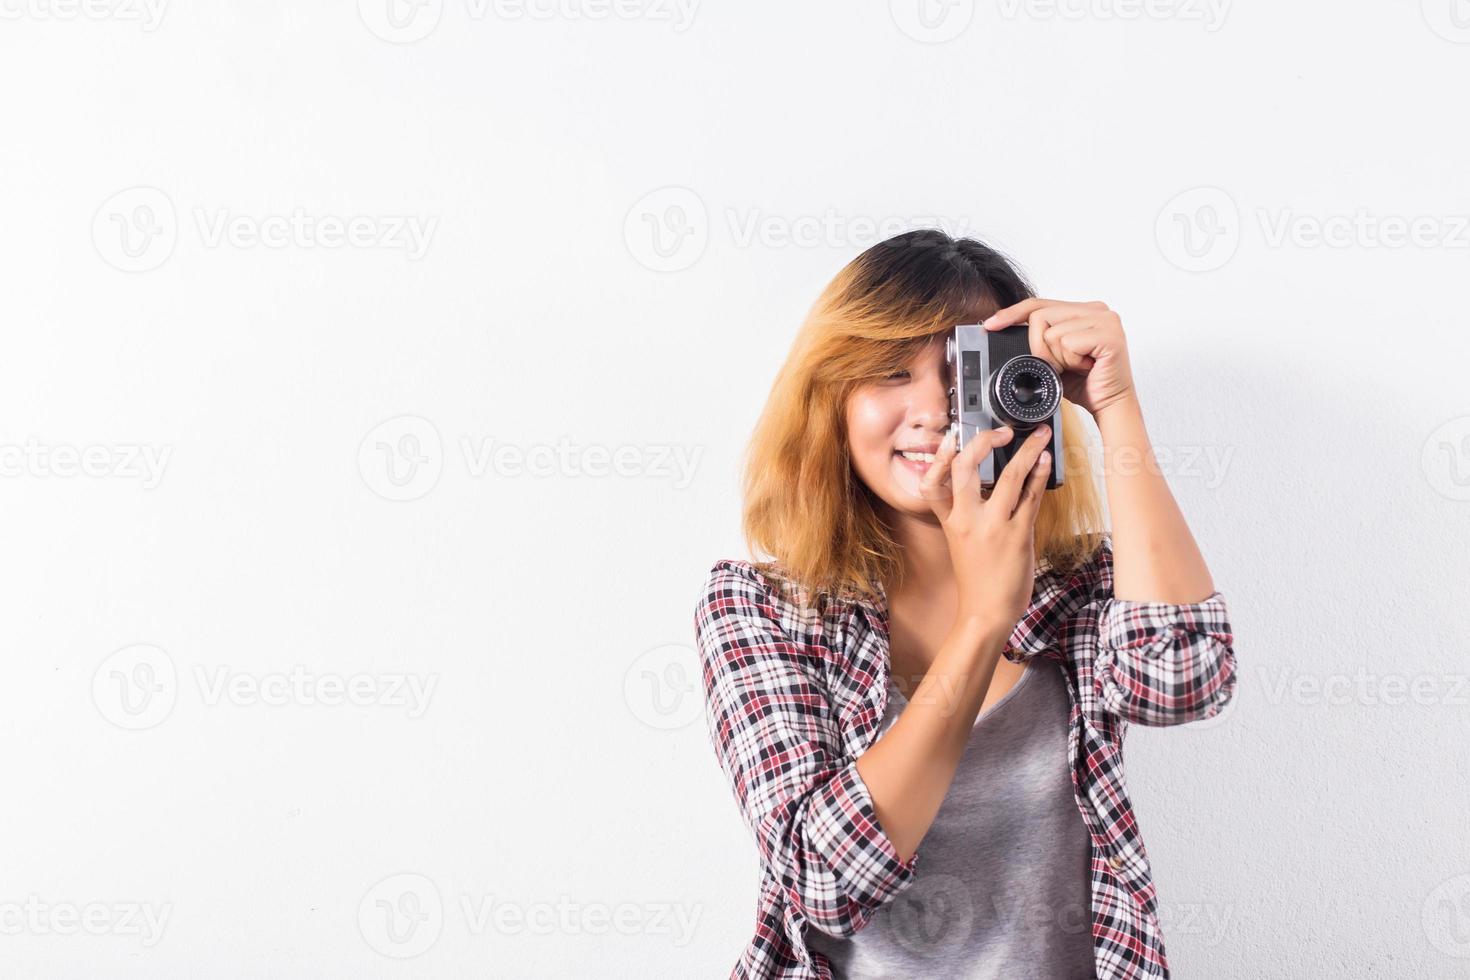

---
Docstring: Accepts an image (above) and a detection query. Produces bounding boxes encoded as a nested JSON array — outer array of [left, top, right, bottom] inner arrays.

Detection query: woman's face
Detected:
[[845, 336, 957, 518]]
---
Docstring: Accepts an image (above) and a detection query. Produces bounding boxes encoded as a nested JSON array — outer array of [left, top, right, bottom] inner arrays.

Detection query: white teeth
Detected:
[[899, 451, 936, 463]]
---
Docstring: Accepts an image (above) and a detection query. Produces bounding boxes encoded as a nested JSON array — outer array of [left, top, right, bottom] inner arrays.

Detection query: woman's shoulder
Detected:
[[696, 557, 855, 644], [699, 557, 814, 615]]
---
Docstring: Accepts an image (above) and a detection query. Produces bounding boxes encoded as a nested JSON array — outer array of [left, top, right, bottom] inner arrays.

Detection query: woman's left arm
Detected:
[[984, 299, 1236, 726], [983, 297, 1213, 602]]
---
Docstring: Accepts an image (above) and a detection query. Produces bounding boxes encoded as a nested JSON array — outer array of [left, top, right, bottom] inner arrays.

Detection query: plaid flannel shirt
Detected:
[[694, 534, 1236, 979]]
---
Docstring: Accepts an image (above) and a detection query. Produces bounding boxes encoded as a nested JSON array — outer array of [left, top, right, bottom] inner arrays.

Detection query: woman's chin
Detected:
[[887, 465, 938, 510]]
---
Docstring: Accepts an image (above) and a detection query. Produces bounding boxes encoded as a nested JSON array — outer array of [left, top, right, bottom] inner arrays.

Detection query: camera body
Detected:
[[945, 324, 1065, 490]]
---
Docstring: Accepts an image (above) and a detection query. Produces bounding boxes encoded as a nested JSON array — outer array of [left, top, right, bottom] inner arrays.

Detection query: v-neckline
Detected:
[[887, 658, 1039, 730]]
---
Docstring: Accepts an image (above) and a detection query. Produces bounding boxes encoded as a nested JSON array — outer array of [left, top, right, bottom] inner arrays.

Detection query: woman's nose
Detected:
[[910, 377, 951, 428]]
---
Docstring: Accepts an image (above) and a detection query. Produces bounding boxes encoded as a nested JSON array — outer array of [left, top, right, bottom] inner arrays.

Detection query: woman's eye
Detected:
[[883, 371, 910, 382]]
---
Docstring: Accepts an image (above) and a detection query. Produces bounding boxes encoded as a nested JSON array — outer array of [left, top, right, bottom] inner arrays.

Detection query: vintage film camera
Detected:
[[945, 324, 1066, 490]]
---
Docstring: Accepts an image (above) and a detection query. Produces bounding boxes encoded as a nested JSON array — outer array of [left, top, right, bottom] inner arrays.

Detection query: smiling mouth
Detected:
[[894, 450, 938, 475]]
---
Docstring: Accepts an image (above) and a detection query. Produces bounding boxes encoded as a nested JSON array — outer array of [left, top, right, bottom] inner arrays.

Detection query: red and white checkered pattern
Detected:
[[694, 534, 1236, 979]]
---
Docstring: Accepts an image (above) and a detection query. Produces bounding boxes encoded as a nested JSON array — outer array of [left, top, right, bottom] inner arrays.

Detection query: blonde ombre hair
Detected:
[[742, 230, 1106, 607]]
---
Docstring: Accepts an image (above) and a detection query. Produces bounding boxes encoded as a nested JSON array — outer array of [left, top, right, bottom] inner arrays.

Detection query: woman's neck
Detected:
[[885, 509, 956, 605]]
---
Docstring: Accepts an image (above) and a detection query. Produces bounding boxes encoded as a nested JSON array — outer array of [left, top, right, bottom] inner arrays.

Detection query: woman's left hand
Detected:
[[983, 298, 1137, 419]]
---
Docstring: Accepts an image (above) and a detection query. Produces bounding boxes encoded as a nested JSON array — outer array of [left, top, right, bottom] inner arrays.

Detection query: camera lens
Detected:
[[1012, 370, 1042, 405], [990, 355, 1060, 427]]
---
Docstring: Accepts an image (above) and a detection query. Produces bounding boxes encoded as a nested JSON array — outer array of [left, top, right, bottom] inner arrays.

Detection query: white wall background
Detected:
[[2, 2, 1468, 977]]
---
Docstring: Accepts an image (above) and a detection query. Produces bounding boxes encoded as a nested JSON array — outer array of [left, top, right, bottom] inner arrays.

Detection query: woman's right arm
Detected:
[[854, 617, 1011, 861], [855, 421, 1057, 861]]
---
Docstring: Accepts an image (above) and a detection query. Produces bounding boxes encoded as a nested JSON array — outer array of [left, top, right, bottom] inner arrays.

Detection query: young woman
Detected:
[[694, 230, 1237, 980]]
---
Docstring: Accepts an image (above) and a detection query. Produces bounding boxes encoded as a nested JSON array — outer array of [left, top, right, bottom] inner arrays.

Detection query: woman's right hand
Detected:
[[918, 423, 1055, 633]]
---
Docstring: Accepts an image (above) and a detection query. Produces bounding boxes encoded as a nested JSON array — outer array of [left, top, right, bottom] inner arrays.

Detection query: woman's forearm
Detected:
[[1094, 393, 1216, 603], [855, 616, 1011, 862]]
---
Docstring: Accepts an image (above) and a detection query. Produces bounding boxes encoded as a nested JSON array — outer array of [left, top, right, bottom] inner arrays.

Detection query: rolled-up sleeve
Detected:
[[1093, 589, 1238, 727], [695, 562, 918, 940]]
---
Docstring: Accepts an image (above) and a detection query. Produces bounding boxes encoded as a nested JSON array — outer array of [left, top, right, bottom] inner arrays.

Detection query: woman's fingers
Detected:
[[987, 424, 1053, 516], [917, 428, 959, 518], [983, 297, 1107, 330], [952, 425, 1013, 502], [1013, 443, 1054, 523]]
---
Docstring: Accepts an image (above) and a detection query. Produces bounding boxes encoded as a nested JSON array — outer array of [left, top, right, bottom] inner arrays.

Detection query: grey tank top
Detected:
[[807, 659, 1097, 979]]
